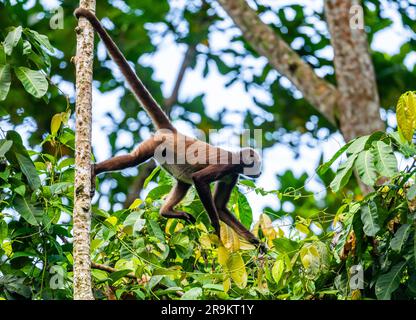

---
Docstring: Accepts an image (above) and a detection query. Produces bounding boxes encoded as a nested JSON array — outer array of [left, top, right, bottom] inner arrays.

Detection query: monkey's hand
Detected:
[[258, 242, 268, 254], [90, 164, 96, 198]]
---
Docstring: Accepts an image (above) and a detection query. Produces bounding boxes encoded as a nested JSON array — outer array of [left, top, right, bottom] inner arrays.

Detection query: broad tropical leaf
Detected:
[[372, 141, 397, 178], [360, 201, 380, 237], [355, 150, 377, 186], [375, 262, 406, 300], [220, 221, 240, 252], [272, 259, 285, 285], [3, 26, 22, 55], [396, 91, 416, 142], [318, 139, 354, 175], [234, 189, 253, 229], [15, 152, 41, 190], [0, 139, 13, 157], [390, 224, 411, 252], [227, 252, 247, 289], [0, 64, 11, 101], [330, 154, 358, 192], [14, 67, 48, 98], [13, 196, 42, 226]]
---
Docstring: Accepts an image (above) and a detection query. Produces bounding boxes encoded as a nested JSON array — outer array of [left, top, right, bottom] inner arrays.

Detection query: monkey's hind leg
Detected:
[[160, 180, 195, 223], [214, 176, 267, 253]]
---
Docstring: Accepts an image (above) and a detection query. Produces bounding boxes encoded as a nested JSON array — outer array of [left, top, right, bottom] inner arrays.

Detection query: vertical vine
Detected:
[[73, 0, 96, 300]]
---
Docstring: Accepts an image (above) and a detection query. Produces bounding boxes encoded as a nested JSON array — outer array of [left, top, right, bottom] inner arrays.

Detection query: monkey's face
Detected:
[[240, 147, 262, 178]]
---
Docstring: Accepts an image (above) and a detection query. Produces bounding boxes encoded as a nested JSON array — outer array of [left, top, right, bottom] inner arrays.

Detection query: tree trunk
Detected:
[[73, 0, 96, 300], [324, 0, 385, 141], [217, 0, 339, 126]]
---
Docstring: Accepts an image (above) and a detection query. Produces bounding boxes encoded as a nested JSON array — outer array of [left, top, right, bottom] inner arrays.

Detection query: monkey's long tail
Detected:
[[74, 8, 175, 131]]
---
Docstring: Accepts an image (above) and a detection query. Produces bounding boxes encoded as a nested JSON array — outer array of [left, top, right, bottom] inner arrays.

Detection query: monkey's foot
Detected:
[[257, 242, 268, 254], [161, 211, 195, 224]]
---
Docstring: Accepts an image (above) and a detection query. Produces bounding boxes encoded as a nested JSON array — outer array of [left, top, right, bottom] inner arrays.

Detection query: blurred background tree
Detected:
[[0, 0, 415, 221]]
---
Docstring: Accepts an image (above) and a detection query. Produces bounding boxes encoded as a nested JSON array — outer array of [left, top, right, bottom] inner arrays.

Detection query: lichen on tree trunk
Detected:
[[73, 0, 96, 300]]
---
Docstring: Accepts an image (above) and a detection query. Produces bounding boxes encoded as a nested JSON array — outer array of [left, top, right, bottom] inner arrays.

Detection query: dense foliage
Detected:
[[1, 0, 416, 300]]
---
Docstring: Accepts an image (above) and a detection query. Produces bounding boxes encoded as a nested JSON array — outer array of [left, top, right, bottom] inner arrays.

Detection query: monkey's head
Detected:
[[239, 147, 262, 178]]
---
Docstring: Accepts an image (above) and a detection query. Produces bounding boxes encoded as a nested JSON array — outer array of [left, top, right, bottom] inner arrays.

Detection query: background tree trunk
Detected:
[[73, 0, 96, 300], [324, 0, 385, 141], [217, 0, 384, 141]]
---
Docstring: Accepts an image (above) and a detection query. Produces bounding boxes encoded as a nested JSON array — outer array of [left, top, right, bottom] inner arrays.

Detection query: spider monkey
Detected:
[[74, 8, 266, 252]]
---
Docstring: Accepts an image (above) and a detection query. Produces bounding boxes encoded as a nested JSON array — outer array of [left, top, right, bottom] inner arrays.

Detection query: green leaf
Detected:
[[26, 30, 55, 53], [143, 166, 161, 189], [14, 67, 48, 98], [0, 64, 11, 101], [15, 152, 41, 190], [272, 258, 285, 285], [355, 150, 377, 186], [318, 140, 354, 175], [3, 26, 22, 55], [147, 219, 164, 241], [0, 140, 13, 157], [272, 238, 300, 256], [109, 269, 132, 283], [396, 91, 416, 143], [330, 154, 358, 192], [372, 141, 398, 178], [0, 220, 8, 241], [181, 287, 202, 300], [390, 224, 411, 252], [22, 40, 32, 55], [235, 189, 253, 229], [360, 201, 380, 237], [227, 252, 247, 289], [346, 135, 370, 155], [375, 262, 406, 300], [13, 196, 42, 226]]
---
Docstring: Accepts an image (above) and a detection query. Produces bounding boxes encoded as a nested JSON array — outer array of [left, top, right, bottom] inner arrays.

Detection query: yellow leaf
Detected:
[[129, 198, 142, 210], [220, 221, 240, 252], [295, 223, 310, 235], [50, 113, 62, 135], [239, 238, 255, 250], [1, 240, 12, 257], [351, 289, 361, 300], [199, 234, 211, 249], [196, 222, 208, 233], [105, 216, 117, 227], [396, 91, 416, 142], [227, 252, 247, 289], [259, 214, 276, 240], [252, 221, 260, 237], [223, 277, 231, 293], [272, 259, 285, 284], [217, 246, 229, 267]]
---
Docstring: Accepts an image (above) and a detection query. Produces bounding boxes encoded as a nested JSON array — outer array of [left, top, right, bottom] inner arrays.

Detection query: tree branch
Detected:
[[216, 0, 339, 126]]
